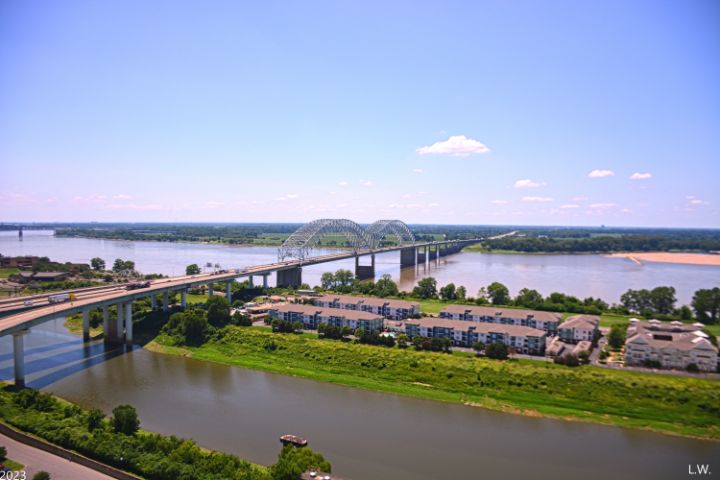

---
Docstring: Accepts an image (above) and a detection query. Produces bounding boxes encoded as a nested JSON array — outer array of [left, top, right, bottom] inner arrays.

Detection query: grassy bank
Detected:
[[149, 326, 720, 440]]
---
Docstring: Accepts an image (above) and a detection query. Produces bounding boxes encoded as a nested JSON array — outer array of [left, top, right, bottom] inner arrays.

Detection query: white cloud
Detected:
[[629, 172, 652, 180], [687, 196, 707, 205], [428, 202, 440, 207], [560, 204, 580, 209], [491, 200, 509, 204], [336, 203, 348, 208], [413, 168, 424, 174], [360, 180, 374, 187], [572, 196, 588, 201], [338, 181, 348, 186], [275, 197, 287, 201], [286, 194, 298, 199], [416, 135, 490, 156], [204, 201, 225, 207], [588, 169, 615, 178], [514, 179, 546, 189], [522, 196, 554, 202], [589, 202, 617, 209], [113, 194, 132, 200]]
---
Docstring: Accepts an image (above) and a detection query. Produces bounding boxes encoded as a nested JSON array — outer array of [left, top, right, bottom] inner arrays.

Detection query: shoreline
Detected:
[[143, 329, 720, 442], [607, 252, 720, 266]]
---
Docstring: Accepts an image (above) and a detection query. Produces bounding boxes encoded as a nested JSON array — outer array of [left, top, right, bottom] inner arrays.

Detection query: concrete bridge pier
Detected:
[[163, 291, 170, 311], [429, 245, 438, 261], [225, 281, 233, 302], [115, 302, 125, 343], [249, 276, 254, 288], [180, 289, 188, 308], [355, 254, 375, 280], [277, 267, 302, 288], [400, 247, 416, 268], [12, 330, 29, 388], [262, 274, 269, 289], [150, 295, 157, 310], [105, 305, 118, 344], [102, 306, 110, 342], [82, 308, 91, 342], [208, 284, 214, 297], [125, 302, 133, 345]]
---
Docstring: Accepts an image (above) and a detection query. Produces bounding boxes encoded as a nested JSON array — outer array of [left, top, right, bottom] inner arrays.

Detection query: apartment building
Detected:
[[268, 304, 384, 333], [558, 315, 600, 343], [403, 317, 547, 355], [624, 319, 718, 372], [314, 294, 419, 320], [439, 305, 561, 335]]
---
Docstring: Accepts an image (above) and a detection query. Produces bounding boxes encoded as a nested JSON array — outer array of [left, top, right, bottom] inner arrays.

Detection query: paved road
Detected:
[[0, 433, 114, 480]]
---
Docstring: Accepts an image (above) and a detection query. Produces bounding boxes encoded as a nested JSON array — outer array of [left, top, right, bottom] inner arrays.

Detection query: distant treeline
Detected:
[[483, 232, 720, 253]]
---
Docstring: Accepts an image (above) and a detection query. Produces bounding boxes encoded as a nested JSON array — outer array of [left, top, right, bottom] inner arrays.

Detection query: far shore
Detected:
[[608, 252, 720, 267]]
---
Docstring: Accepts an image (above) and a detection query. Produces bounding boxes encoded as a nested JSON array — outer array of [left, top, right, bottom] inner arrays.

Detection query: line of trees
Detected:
[[483, 233, 720, 253]]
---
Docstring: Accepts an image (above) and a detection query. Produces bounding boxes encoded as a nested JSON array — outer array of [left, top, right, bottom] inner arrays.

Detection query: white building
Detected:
[[440, 305, 561, 334], [268, 304, 384, 332], [558, 315, 600, 343], [624, 320, 718, 372], [314, 294, 419, 320]]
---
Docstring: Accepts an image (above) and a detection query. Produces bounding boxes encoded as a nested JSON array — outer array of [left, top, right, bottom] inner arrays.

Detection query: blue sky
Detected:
[[1, 0, 718, 226]]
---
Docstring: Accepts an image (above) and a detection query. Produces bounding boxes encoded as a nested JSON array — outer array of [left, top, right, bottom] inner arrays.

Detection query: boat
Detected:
[[280, 434, 308, 447]]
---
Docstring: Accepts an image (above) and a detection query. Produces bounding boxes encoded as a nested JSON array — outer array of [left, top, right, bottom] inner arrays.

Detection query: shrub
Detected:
[[0, 445, 6, 462], [686, 363, 700, 373], [32, 473, 50, 480], [485, 342, 509, 360], [87, 408, 105, 432], [112, 404, 140, 436]]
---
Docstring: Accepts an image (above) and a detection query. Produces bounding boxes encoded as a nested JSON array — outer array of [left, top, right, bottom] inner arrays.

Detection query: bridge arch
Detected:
[[278, 219, 371, 261], [366, 220, 415, 249]]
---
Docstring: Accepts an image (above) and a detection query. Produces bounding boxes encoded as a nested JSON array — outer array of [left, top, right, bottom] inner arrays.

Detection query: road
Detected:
[[0, 432, 114, 480]]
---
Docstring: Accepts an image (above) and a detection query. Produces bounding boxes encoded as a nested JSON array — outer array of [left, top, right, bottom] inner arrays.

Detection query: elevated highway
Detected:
[[0, 217, 488, 387]]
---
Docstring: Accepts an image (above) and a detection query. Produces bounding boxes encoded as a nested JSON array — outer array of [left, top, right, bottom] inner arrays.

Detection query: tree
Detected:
[[607, 324, 627, 349], [320, 272, 335, 289], [90, 257, 105, 271], [334, 269, 354, 287], [32, 473, 51, 480], [692, 288, 720, 324], [472, 341, 485, 354], [485, 341, 509, 360], [620, 289, 652, 314], [649, 286, 676, 315], [112, 258, 125, 273], [412, 277, 438, 299], [456, 285, 467, 301], [87, 408, 105, 432], [0, 445, 6, 462], [439, 283, 457, 301], [487, 282, 510, 305], [112, 404, 140, 435], [397, 333, 409, 349], [374, 274, 399, 297], [270, 445, 332, 480], [186, 263, 201, 275], [514, 288, 544, 309], [206, 296, 231, 328]]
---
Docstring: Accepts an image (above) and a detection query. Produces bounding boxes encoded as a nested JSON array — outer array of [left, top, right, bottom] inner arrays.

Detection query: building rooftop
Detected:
[[405, 317, 546, 337], [441, 304, 562, 322], [316, 294, 418, 310], [560, 314, 600, 330], [270, 303, 383, 321], [626, 321, 718, 353]]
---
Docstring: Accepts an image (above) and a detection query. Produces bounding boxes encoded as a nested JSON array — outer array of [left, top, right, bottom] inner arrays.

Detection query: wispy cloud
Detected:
[[522, 196, 554, 202], [413, 168, 424, 174], [629, 172, 652, 180], [589, 202, 617, 209], [360, 180, 374, 187], [113, 194, 132, 200], [338, 181, 348, 186], [588, 169, 615, 178], [514, 179, 546, 189], [686, 196, 707, 205], [416, 135, 490, 156], [286, 194, 299, 199], [491, 199, 509, 204], [572, 196, 588, 201], [560, 204, 580, 209]]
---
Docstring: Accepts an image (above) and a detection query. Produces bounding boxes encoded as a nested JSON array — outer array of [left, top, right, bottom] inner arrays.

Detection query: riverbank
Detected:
[[147, 327, 720, 440], [607, 252, 720, 266]]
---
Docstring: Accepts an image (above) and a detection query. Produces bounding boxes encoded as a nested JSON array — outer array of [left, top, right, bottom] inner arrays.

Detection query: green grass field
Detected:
[[0, 268, 19, 279], [149, 326, 720, 440], [2, 459, 24, 471]]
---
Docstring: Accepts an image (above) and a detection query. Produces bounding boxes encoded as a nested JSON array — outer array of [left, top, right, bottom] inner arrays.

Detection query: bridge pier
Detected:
[[355, 254, 375, 280], [82, 308, 90, 342], [125, 302, 133, 345], [180, 289, 187, 308], [208, 284, 214, 297], [262, 274, 269, 289], [12, 330, 29, 388], [151, 295, 157, 310], [225, 281, 233, 302], [115, 302, 125, 343], [249, 276, 254, 288], [102, 306, 109, 341], [277, 267, 302, 288], [163, 291, 170, 311], [429, 245, 438, 260], [400, 247, 416, 268]]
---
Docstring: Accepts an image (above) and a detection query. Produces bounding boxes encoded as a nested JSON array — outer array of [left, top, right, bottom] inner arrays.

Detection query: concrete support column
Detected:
[[181, 289, 187, 308], [150, 295, 157, 310], [163, 291, 170, 311], [263, 274, 269, 289], [400, 247, 416, 267], [82, 308, 91, 342], [116, 302, 125, 343], [125, 302, 133, 345], [249, 276, 254, 288], [355, 255, 375, 280], [208, 284, 214, 297], [106, 305, 118, 343], [226, 281, 233, 302], [102, 305, 109, 341], [13, 330, 29, 388], [276, 267, 302, 288]]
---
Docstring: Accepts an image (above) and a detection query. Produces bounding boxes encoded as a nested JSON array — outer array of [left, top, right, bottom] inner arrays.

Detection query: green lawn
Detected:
[[2, 459, 24, 471], [149, 326, 720, 440], [0, 268, 19, 279]]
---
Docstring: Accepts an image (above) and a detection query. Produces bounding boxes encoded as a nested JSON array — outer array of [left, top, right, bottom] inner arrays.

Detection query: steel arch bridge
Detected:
[[278, 219, 416, 261]]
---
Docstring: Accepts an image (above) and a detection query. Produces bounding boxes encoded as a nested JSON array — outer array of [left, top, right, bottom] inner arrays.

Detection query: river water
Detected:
[[0, 321, 717, 480], [1, 230, 718, 305]]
